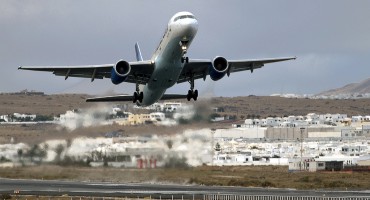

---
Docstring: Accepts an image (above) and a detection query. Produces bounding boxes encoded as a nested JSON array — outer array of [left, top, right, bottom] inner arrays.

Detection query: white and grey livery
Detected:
[[19, 11, 296, 106]]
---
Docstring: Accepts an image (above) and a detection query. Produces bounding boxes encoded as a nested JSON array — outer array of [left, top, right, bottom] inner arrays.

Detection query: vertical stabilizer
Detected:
[[135, 42, 143, 61]]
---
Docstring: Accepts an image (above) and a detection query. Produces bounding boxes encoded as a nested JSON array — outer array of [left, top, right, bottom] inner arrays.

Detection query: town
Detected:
[[1, 101, 369, 173]]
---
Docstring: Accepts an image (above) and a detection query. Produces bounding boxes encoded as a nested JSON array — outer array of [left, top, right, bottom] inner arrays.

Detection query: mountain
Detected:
[[318, 77, 370, 96]]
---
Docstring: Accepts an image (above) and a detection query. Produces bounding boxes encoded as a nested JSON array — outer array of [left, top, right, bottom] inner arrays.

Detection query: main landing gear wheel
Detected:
[[186, 73, 198, 101], [187, 89, 198, 101], [133, 91, 143, 103]]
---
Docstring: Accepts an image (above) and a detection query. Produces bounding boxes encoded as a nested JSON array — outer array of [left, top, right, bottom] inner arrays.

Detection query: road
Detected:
[[0, 178, 369, 198]]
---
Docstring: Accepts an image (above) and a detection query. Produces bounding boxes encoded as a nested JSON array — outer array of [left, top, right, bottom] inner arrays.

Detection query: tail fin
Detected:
[[135, 42, 143, 61]]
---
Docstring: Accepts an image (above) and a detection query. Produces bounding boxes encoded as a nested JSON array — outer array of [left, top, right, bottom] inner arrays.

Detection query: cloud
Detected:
[[1, 1, 370, 96]]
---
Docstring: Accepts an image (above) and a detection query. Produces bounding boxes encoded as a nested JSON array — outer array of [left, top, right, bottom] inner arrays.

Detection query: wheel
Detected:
[[133, 92, 138, 103], [185, 57, 189, 63], [181, 57, 185, 63], [193, 90, 198, 101], [139, 92, 144, 103], [187, 90, 192, 101]]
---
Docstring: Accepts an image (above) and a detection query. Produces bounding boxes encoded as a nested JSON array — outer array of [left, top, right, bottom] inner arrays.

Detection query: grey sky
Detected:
[[1, 1, 369, 96]]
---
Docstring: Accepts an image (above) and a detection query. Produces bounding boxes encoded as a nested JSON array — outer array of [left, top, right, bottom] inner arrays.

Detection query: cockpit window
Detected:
[[174, 15, 195, 22]]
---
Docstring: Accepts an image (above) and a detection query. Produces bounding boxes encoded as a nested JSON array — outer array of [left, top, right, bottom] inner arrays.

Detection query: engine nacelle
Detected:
[[111, 60, 131, 85], [209, 56, 228, 81]]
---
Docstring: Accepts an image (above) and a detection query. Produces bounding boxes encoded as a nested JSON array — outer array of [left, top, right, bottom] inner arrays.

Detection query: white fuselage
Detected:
[[140, 12, 198, 106]]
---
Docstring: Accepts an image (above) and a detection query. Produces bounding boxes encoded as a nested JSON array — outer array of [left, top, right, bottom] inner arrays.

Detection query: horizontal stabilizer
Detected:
[[86, 95, 133, 102], [86, 94, 188, 103]]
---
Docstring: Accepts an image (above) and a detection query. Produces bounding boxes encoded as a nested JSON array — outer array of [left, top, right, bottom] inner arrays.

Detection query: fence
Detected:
[[7, 194, 370, 200], [204, 194, 370, 200]]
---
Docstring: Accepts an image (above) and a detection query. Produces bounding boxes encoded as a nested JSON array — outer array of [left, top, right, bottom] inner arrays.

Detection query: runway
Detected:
[[0, 178, 369, 198]]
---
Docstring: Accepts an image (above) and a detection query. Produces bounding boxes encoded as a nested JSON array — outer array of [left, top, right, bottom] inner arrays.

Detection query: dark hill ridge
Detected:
[[0, 93, 369, 118], [318, 77, 370, 96]]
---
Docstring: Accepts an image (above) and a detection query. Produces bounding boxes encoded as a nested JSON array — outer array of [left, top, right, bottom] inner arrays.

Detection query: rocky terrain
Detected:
[[318, 77, 370, 96]]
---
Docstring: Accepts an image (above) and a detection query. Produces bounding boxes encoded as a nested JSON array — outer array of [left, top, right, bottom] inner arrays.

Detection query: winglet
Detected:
[[135, 42, 143, 61]]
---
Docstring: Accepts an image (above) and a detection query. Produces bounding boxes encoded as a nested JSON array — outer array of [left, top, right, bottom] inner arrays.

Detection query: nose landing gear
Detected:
[[181, 56, 189, 63], [133, 79, 143, 103], [133, 91, 143, 103], [180, 40, 189, 63]]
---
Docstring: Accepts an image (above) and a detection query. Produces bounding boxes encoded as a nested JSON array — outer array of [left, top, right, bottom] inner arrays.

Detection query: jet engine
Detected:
[[111, 60, 131, 85], [209, 56, 228, 81]]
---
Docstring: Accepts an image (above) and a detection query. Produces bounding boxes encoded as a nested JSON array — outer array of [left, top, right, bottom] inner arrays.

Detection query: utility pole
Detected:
[[300, 127, 305, 171], [211, 128, 216, 166]]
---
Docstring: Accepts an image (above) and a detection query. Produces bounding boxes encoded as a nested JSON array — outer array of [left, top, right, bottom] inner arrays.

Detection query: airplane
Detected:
[[19, 11, 296, 107]]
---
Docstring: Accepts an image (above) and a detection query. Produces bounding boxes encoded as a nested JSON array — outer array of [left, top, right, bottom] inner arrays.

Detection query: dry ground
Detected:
[[0, 93, 92, 116], [1, 93, 370, 144], [0, 123, 214, 144], [0, 165, 369, 190], [1, 93, 370, 118]]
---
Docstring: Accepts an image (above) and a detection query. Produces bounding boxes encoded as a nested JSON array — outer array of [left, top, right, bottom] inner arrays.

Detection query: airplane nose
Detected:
[[183, 19, 198, 35]]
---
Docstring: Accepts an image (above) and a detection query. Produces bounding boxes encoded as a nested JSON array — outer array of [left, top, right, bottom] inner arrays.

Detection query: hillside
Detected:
[[0, 93, 91, 116], [0, 93, 369, 118], [210, 96, 370, 118], [318, 77, 370, 96]]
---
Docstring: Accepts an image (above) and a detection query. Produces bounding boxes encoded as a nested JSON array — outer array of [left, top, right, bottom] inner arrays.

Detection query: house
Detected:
[[352, 116, 364, 123], [307, 160, 326, 172], [289, 158, 344, 172], [0, 115, 9, 122], [149, 112, 165, 122], [13, 113, 36, 121], [128, 114, 151, 125], [355, 155, 370, 166], [163, 102, 182, 112]]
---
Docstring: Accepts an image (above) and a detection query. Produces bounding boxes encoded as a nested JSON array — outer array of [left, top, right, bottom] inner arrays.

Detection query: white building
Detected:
[[352, 116, 364, 123], [352, 115, 370, 123], [0, 115, 9, 122], [111, 107, 122, 115], [244, 113, 358, 128], [214, 128, 266, 139], [13, 113, 36, 121], [163, 102, 182, 112], [149, 112, 165, 122]]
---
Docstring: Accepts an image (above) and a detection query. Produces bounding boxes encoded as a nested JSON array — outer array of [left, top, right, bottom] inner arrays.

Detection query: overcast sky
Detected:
[[1, 1, 369, 97]]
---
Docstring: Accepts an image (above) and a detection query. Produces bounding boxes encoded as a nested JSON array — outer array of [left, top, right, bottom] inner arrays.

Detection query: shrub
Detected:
[[261, 180, 275, 187], [1, 193, 11, 200], [164, 156, 189, 169], [299, 176, 310, 183]]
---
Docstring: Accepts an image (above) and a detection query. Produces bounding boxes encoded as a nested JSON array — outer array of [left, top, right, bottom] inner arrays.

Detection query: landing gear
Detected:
[[186, 74, 198, 101], [187, 89, 198, 101], [133, 78, 143, 103], [181, 56, 189, 63], [133, 91, 143, 103], [180, 40, 189, 63]]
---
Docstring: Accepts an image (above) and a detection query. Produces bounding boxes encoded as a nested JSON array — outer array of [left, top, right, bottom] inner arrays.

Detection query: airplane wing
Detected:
[[86, 94, 187, 102], [18, 61, 154, 84], [177, 57, 296, 83]]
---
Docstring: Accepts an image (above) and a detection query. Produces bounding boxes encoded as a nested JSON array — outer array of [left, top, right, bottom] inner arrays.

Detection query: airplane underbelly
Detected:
[[143, 34, 189, 106], [141, 86, 165, 106], [149, 61, 183, 89], [150, 35, 186, 89]]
